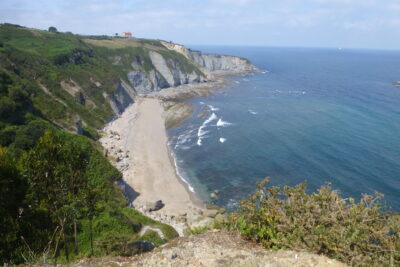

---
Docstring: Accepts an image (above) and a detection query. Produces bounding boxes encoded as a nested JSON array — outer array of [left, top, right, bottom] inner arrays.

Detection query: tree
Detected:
[[22, 130, 89, 261], [48, 27, 58, 33], [0, 146, 27, 263]]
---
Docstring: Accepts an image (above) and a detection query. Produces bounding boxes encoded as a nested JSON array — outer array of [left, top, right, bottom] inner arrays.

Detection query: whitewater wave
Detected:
[[216, 118, 232, 127], [174, 129, 196, 150], [208, 105, 219, 111], [248, 109, 258, 115], [219, 137, 227, 143], [197, 113, 218, 146], [170, 150, 195, 193]]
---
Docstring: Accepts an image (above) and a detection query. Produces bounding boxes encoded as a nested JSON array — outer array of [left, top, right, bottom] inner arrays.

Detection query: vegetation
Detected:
[[0, 23, 204, 132], [227, 178, 400, 266], [0, 129, 177, 265], [0, 24, 183, 265]]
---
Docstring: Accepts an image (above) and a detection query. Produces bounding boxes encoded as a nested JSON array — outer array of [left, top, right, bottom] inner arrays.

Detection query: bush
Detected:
[[227, 178, 400, 266], [48, 27, 58, 33], [0, 96, 16, 119]]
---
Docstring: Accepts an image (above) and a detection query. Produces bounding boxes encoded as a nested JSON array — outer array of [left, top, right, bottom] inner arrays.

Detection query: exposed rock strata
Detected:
[[161, 40, 260, 75], [104, 41, 258, 117]]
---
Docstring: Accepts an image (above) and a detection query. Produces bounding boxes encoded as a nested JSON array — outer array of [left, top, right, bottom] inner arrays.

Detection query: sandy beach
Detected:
[[100, 96, 218, 234]]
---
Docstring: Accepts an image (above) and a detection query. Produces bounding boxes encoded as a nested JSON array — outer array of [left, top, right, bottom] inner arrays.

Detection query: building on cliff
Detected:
[[123, 32, 132, 38]]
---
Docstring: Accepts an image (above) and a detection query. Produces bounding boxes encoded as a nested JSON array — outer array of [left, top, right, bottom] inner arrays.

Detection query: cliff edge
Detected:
[[71, 231, 347, 267]]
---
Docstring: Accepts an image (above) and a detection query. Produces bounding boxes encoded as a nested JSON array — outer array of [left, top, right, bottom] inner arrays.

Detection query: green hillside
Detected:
[[0, 24, 181, 265], [0, 23, 202, 133]]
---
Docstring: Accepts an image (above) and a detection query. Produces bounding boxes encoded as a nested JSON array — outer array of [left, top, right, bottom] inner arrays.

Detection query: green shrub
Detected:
[[227, 178, 400, 266]]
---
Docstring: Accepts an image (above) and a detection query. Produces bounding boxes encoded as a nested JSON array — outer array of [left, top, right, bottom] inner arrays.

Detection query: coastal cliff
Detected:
[[0, 24, 257, 134], [161, 40, 260, 75], [108, 40, 258, 113]]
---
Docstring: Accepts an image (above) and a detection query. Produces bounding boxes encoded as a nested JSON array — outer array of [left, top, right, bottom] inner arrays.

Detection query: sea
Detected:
[[167, 46, 400, 211]]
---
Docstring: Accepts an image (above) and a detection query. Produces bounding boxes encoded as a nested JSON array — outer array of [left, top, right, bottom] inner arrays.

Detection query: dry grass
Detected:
[[83, 38, 163, 51]]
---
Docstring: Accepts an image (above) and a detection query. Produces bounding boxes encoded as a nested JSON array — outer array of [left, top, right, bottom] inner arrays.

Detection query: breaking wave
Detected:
[[216, 118, 232, 127], [197, 113, 218, 146]]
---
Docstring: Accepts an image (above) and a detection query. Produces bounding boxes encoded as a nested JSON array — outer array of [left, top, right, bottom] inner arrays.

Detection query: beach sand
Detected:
[[127, 98, 201, 214], [100, 97, 213, 234]]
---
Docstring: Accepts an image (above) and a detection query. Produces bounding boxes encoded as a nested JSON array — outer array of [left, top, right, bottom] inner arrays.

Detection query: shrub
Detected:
[[48, 27, 58, 33], [227, 178, 400, 266]]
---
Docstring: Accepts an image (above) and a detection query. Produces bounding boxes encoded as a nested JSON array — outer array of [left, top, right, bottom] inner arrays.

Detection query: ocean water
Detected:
[[168, 46, 400, 211]]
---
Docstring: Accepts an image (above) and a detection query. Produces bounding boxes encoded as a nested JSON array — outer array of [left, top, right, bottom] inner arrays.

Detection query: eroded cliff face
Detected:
[[161, 41, 260, 75], [107, 41, 258, 115]]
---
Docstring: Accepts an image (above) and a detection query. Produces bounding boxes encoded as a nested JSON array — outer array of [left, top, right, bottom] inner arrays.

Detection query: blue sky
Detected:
[[1, 0, 400, 49]]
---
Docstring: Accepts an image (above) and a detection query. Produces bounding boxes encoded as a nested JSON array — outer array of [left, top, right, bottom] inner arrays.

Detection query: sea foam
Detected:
[[208, 105, 219, 111], [216, 118, 232, 127], [170, 150, 195, 193], [197, 113, 218, 146], [174, 129, 196, 150]]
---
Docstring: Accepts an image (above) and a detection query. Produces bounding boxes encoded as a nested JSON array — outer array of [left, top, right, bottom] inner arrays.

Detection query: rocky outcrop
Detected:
[[189, 51, 258, 75], [53, 48, 93, 65], [104, 41, 258, 117], [68, 230, 347, 267], [131, 230, 347, 267], [162, 101, 194, 129], [127, 69, 169, 94], [148, 51, 205, 88], [107, 79, 137, 115], [161, 40, 260, 75]]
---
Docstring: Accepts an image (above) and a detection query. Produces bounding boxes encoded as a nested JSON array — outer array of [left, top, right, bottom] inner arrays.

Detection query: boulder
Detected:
[[146, 200, 165, 212], [127, 240, 155, 254]]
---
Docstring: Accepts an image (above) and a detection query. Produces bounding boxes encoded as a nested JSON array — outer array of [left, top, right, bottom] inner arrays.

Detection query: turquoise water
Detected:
[[168, 47, 400, 210]]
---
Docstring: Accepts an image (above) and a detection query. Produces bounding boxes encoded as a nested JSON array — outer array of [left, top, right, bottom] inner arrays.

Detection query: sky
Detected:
[[1, 0, 400, 49]]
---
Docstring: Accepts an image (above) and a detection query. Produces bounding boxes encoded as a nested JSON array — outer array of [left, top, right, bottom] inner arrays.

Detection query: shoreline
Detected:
[[100, 73, 257, 234]]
